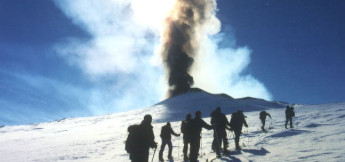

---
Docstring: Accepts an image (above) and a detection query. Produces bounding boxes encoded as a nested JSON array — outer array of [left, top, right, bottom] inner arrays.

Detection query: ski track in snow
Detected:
[[1, 102, 345, 161]]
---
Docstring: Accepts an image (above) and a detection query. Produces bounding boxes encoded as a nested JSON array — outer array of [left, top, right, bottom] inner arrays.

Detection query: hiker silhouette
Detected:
[[181, 113, 192, 161], [259, 111, 271, 131], [229, 110, 248, 150], [285, 106, 295, 129], [189, 111, 213, 162], [210, 107, 231, 157], [159, 122, 180, 161], [125, 114, 157, 162]]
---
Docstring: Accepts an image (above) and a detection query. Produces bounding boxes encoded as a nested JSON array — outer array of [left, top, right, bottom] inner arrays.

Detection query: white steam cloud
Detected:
[[53, 0, 272, 113]]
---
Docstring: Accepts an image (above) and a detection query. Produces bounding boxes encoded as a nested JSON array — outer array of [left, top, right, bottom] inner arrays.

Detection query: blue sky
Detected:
[[1, 0, 344, 125], [219, 0, 345, 104]]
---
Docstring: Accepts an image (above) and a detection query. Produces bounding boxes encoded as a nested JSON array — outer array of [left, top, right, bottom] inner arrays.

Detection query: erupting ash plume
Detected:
[[160, 0, 216, 97], [54, 0, 272, 114]]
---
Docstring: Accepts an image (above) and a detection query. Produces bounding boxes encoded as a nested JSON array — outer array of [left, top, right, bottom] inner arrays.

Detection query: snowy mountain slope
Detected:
[[0, 90, 344, 161], [238, 102, 345, 161]]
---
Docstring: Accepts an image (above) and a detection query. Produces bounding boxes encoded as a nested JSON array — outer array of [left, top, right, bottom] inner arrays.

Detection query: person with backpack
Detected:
[[285, 106, 295, 129], [210, 107, 231, 157], [158, 122, 180, 161], [125, 114, 157, 162], [181, 113, 192, 161], [259, 111, 271, 131], [229, 110, 248, 150], [189, 111, 213, 162]]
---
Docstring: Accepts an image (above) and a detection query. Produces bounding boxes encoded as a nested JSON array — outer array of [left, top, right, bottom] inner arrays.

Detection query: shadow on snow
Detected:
[[242, 147, 270, 156], [270, 129, 311, 138]]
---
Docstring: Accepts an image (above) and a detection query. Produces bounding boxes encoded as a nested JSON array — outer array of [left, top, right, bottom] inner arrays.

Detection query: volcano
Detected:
[[152, 88, 286, 122]]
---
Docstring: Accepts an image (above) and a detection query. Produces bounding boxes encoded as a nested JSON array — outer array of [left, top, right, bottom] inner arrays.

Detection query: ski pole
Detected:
[[178, 135, 180, 158], [227, 129, 231, 149], [246, 127, 249, 147], [213, 125, 221, 156], [151, 147, 157, 162], [200, 130, 203, 158], [269, 118, 273, 129], [227, 129, 230, 139]]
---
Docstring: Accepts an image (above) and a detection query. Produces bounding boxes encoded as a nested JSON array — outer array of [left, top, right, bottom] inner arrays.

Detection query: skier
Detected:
[[181, 113, 192, 161], [125, 114, 157, 162], [229, 110, 248, 150], [159, 122, 180, 161], [259, 111, 271, 131], [189, 111, 213, 162], [285, 106, 295, 129], [210, 107, 231, 157]]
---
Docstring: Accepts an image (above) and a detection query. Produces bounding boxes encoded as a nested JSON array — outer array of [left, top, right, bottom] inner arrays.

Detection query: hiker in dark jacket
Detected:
[[210, 107, 231, 156], [189, 111, 213, 162], [127, 114, 157, 162], [285, 106, 295, 129], [181, 113, 192, 161], [259, 111, 271, 131], [229, 110, 248, 150], [159, 122, 180, 161]]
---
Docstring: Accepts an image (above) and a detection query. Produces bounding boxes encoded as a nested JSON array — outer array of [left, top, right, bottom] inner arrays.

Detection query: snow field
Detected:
[[0, 102, 344, 161]]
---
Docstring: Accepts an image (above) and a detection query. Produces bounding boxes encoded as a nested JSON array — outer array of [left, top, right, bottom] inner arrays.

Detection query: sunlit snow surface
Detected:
[[0, 91, 344, 161]]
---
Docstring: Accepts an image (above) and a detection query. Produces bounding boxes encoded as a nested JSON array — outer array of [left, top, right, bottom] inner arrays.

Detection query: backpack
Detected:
[[229, 112, 237, 128], [160, 125, 170, 139], [212, 113, 227, 128], [291, 108, 295, 117], [181, 120, 192, 135], [125, 124, 141, 153]]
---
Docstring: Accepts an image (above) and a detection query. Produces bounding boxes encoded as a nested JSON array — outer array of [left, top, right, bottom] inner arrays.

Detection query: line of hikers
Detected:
[[125, 105, 295, 162]]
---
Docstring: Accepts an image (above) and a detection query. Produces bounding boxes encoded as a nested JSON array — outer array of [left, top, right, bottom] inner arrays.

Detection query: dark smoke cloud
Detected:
[[161, 0, 214, 97]]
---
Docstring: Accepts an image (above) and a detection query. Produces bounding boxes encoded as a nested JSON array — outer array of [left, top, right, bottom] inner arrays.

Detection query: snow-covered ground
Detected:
[[0, 90, 344, 161]]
